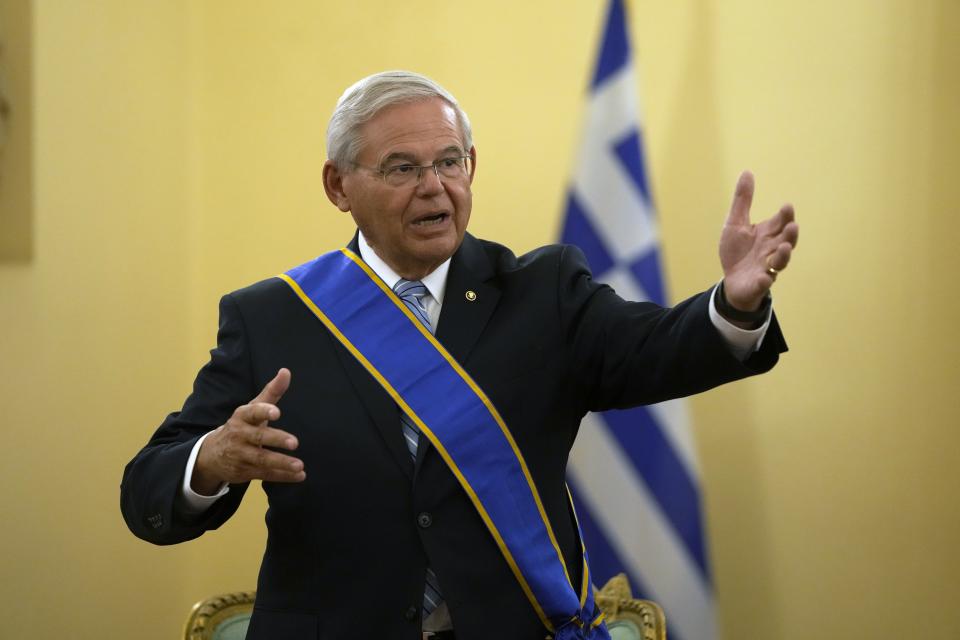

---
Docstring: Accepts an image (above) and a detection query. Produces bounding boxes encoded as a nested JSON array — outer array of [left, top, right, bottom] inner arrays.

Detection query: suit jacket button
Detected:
[[404, 605, 418, 620], [417, 512, 433, 528]]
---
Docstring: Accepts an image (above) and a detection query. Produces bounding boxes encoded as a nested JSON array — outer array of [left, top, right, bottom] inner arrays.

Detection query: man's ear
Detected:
[[468, 145, 477, 183], [322, 160, 352, 212]]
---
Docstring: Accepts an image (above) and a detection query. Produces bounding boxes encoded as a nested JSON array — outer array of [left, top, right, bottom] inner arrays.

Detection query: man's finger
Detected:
[[763, 203, 796, 237], [244, 424, 300, 451], [237, 445, 304, 475], [237, 401, 281, 425], [774, 242, 794, 270], [252, 368, 291, 405], [260, 468, 307, 484], [783, 220, 799, 248], [725, 170, 755, 227]]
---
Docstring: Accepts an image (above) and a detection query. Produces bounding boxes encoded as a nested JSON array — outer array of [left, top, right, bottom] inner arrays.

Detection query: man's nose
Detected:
[[416, 164, 444, 196]]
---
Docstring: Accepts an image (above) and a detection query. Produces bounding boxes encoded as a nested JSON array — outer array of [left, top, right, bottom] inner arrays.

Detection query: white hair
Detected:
[[326, 70, 473, 168]]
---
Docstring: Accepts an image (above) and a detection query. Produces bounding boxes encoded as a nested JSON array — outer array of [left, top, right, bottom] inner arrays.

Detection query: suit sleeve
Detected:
[[120, 294, 257, 545], [557, 244, 787, 413]]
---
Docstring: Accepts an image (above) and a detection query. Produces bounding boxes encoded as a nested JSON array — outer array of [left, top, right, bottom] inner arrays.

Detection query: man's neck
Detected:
[[357, 231, 451, 306]]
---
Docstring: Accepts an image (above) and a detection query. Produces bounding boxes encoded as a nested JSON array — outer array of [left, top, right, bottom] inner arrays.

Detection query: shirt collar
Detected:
[[357, 231, 449, 306]]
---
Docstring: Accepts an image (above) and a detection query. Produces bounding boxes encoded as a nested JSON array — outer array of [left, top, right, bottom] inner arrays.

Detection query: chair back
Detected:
[[183, 591, 255, 640], [595, 573, 666, 640], [184, 580, 664, 639]]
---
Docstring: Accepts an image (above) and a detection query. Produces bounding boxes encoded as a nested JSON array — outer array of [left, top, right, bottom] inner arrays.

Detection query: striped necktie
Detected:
[[392, 279, 444, 622]]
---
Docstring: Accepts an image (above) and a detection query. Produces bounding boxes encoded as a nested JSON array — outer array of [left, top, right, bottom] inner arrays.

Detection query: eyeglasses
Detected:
[[356, 155, 472, 188]]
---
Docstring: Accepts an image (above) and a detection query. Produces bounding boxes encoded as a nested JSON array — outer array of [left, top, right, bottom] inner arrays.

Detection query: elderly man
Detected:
[[122, 71, 797, 640]]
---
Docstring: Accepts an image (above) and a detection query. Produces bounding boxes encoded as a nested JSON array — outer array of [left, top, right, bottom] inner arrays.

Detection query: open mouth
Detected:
[[412, 212, 449, 227]]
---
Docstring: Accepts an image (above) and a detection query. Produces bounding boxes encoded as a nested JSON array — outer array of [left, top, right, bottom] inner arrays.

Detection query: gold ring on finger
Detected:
[[765, 255, 779, 277]]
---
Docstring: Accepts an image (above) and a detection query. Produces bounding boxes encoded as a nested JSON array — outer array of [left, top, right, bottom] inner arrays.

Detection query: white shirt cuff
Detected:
[[708, 283, 771, 361], [180, 431, 229, 514]]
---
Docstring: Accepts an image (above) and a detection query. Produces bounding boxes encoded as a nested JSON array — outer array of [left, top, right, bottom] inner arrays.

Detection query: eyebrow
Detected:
[[381, 152, 418, 165], [380, 146, 465, 166]]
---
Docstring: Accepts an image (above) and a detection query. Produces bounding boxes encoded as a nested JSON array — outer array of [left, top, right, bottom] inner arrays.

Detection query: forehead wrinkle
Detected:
[[381, 145, 466, 166], [375, 133, 464, 164], [357, 99, 465, 166], [381, 151, 418, 164]]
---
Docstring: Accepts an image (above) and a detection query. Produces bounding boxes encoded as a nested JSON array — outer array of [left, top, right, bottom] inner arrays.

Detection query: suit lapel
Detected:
[[331, 339, 413, 481], [331, 234, 413, 480], [416, 234, 500, 468], [435, 234, 499, 364]]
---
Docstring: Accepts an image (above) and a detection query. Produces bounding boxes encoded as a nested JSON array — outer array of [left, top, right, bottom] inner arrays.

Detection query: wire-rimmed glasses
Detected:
[[356, 155, 472, 188]]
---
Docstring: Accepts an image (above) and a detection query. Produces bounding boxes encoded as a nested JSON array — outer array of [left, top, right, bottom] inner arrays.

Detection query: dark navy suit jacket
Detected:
[[121, 233, 786, 639]]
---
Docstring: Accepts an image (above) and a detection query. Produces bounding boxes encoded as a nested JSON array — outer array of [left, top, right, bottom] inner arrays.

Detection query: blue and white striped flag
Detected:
[[562, 2, 717, 639]]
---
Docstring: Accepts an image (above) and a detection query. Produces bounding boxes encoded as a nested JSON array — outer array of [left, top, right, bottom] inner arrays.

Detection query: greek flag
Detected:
[[562, 2, 717, 639]]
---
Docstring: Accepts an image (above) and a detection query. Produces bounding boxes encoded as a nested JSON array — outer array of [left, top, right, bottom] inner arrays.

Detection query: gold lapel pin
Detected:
[[465, 290, 477, 302]]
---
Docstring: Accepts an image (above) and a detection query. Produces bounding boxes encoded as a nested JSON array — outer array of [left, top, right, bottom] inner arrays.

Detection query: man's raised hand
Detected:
[[718, 171, 799, 312], [191, 368, 305, 496]]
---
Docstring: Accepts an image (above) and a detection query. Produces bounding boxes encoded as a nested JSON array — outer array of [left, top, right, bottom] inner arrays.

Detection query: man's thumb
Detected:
[[252, 368, 291, 404], [725, 170, 755, 227]]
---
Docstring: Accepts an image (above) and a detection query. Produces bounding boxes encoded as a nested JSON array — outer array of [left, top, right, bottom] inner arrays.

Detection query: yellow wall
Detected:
[[1, 1, 956, 638], [0, 0, 32, 260]]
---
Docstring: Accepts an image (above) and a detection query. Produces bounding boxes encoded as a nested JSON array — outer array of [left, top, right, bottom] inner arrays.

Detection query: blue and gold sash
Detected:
[[279, 249, 610, 639]]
